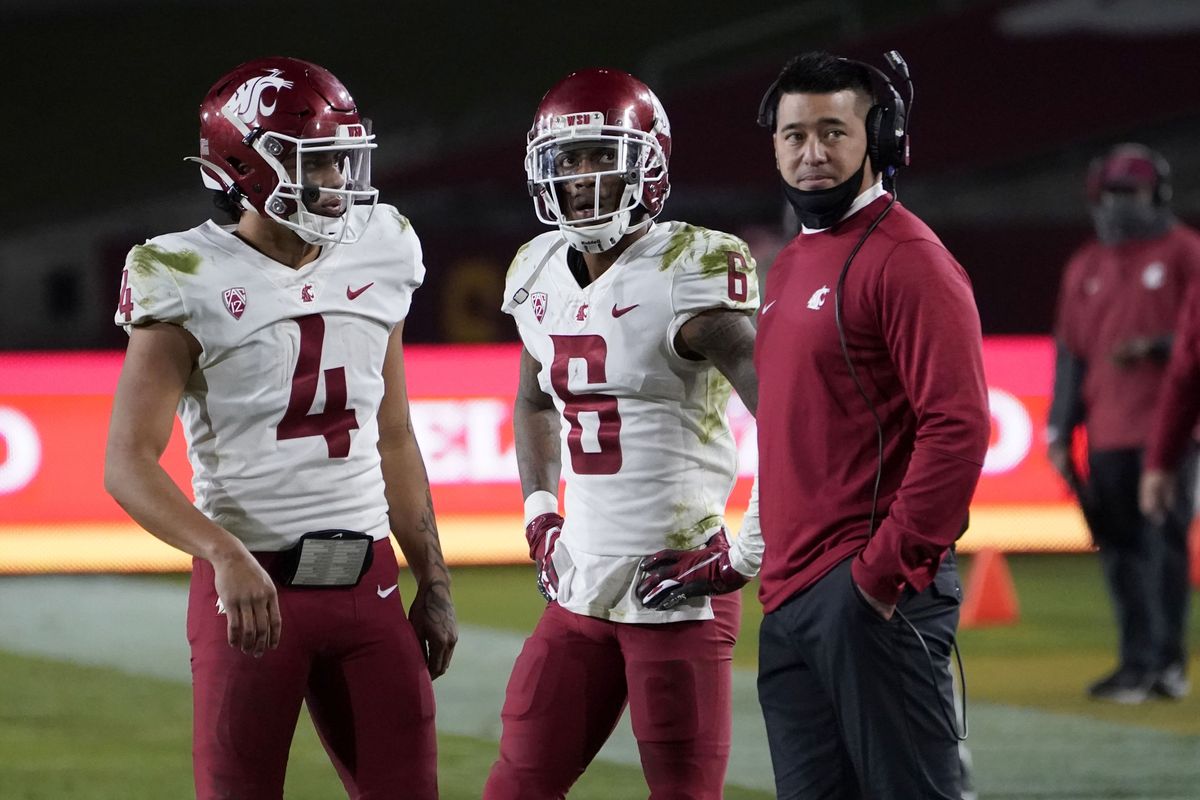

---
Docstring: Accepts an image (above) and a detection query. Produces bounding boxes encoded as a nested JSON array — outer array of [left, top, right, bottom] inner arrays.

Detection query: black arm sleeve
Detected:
[[1047, 339, 1086, 446]]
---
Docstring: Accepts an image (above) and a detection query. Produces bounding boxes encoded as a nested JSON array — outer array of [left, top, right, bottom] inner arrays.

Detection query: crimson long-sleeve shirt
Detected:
[[1054, 225, 1200, 450], [1146, 279, 1200, 471], [754, 194, 990, 612]]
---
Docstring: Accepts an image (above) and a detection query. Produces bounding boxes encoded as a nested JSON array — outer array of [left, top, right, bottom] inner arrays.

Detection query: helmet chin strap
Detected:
[[556, 199, 656, 254], [558, 209, 632, 254]]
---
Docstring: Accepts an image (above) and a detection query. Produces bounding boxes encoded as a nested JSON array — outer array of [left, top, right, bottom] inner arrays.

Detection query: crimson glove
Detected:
[[636, 529, 749, 610], [525, 513, 564, 602]]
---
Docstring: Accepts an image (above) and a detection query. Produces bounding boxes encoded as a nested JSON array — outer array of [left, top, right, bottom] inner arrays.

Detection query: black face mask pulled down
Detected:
[[1091, 194, 1173, 244], [782, 158, 868, 231]]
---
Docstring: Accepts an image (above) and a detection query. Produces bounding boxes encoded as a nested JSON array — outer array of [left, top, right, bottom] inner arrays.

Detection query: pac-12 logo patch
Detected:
[[532, 292, 548, 323], [222, 287, 246, 320]]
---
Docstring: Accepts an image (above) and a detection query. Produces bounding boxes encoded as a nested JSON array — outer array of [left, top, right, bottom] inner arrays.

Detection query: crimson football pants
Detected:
[[482, 592, 741, 800], [187, 539, 437, 800]]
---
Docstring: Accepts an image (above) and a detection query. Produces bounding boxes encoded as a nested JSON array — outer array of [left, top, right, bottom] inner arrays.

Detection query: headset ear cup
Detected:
[[865, 105, 884, 173], [867, 105, 900, 174]]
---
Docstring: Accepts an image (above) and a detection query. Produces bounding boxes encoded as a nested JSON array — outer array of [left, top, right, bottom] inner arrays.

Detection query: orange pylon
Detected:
[[960, 548, 1019, 628]]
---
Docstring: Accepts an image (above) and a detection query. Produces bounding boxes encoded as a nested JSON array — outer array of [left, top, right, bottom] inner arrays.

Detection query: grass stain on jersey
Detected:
[[698, 369, 733, 444], [387, 207, 411, 233], [129, 245, 201, 277], [659, 225, 754, 280], [666, 513, 723, 550], [659, 224, 705, 272], [507, 241, 532, 279], [666, 530, 694, 550]]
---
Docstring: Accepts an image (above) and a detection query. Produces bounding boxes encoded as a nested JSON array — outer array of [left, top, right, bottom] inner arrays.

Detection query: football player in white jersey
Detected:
[[482, 68, 764, 799], [103, 57, 455, 800]]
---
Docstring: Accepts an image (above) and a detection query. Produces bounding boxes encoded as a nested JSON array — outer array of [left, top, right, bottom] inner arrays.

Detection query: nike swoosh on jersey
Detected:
[[612, 303, 640, 318], [347, 282, 375, 300], [377, 584, 398, 599], [761, 300, 777, 314]]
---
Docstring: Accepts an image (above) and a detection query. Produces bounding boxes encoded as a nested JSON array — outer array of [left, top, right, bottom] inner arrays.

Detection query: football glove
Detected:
[[525, 512, 564, 602], [636, 528, 750, 610]]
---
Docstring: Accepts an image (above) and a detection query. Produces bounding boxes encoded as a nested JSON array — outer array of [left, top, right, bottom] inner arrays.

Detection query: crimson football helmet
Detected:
[[187, 56, 378, 244], [525, 68, 671, 253], [1086, 143, 1171, 206]]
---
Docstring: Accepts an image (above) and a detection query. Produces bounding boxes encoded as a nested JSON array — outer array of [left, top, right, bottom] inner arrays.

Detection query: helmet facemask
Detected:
[[526, 121, 667, 253], [251, 120, 378, 245]]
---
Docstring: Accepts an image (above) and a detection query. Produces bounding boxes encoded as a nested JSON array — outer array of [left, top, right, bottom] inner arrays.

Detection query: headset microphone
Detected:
[[884, 50, 909, 80]]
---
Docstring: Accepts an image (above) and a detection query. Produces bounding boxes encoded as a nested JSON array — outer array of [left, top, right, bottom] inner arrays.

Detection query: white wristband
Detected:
[[729, 472, 763, 578], [523, 490, 559, 525]]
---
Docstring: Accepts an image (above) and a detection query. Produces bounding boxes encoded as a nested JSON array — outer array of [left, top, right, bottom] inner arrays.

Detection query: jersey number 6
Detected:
[[727, 251, 749, 302], [278, 314, 359, 458], [549, 334, 622, 475]]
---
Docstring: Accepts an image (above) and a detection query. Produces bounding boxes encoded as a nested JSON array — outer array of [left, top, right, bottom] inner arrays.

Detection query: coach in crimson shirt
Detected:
[[753, 52, 989, 800], [1049, 143, 1200, 704]]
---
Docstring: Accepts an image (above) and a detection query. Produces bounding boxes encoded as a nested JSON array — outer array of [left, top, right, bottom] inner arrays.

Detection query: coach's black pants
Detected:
[[758, 553, 963, 800], [1087, 447, 1195, 674]]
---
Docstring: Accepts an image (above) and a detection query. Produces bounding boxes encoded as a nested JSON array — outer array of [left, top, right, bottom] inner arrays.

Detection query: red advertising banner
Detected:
[[0, 339, 1087, 573]]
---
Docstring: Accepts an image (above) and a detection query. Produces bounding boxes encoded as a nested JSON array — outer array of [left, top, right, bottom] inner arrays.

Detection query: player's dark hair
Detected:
[[211, 189, 243, 223], [774, 51, 876, 109]]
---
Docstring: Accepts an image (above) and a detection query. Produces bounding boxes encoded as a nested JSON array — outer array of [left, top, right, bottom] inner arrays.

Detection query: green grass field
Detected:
[[1, 554, 1198, 798]]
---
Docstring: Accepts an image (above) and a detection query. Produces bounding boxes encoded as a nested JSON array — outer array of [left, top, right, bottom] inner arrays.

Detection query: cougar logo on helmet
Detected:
[[224, 69, 294, 124]]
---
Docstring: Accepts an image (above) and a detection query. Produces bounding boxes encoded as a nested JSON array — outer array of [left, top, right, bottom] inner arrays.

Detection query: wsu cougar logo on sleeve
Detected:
[[224, 69, 294, 124]]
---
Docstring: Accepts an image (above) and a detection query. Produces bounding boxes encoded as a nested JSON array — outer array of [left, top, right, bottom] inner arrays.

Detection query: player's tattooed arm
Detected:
[[676, 309, 759, 415], [378, 322, 458, 677], [406, 488, 457, 677], [513, 347, 562, 496]]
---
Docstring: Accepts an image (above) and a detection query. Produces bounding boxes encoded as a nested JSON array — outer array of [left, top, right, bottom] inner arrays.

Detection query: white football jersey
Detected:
[[115, 205, 423, 551], [503, 220, 759, 622]]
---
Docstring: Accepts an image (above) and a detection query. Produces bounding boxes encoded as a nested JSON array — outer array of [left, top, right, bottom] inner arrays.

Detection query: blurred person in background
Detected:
[[1139, 274, 1200, 700], [104, 57, 456, 799], [482, 67, 762, 799], [1048, 143, 1200, 703], [751, 51, 988, 799]]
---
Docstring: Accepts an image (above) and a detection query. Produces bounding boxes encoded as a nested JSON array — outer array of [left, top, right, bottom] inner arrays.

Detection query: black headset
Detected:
[[757, 51, 912, 182]]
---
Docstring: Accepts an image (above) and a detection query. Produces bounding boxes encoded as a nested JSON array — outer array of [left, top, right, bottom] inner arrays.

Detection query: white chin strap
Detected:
[[559, 209, 643, 254], [265, 190, 378, 246], [284, 206, 357, 246]]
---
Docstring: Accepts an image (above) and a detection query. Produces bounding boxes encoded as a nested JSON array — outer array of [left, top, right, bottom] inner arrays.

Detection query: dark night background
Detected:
[[3, 0, 1198, 350]]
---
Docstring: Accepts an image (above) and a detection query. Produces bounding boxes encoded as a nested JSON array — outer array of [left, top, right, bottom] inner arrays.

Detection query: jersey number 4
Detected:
[[549, 334, 622, 475], [117, 269, 134, 322], [278, 314, 359, 458]]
